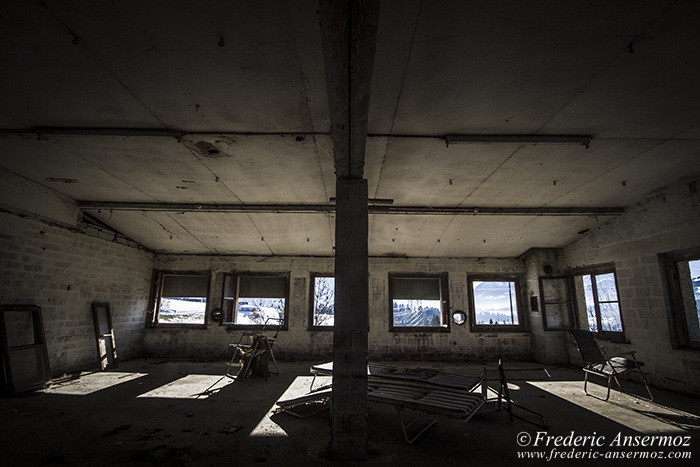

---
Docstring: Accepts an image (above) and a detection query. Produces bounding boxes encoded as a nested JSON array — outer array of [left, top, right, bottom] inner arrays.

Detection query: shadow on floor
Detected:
[[0, 358, 698, 466]]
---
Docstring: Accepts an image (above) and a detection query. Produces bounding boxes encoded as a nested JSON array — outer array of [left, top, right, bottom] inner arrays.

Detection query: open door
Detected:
[[92, 302, 117, 370], [0, 305, 51, 394]]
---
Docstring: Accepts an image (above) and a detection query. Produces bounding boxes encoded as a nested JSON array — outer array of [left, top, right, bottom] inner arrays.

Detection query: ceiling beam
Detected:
[[0, 127, 328, 139], [0, 128, 593, 148], [77, 201, 624, 216], [320, 0, 379, 178]]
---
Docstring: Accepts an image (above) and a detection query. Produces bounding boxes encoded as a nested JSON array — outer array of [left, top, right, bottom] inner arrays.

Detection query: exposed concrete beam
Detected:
[[0, 128, 593, 149], [0, 127, 327, 139], [320, 0, 379, 179], [77, 201, 625, 216]]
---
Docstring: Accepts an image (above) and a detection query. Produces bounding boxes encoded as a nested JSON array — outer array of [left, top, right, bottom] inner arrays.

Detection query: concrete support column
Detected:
[[332, 178, 369, 460]]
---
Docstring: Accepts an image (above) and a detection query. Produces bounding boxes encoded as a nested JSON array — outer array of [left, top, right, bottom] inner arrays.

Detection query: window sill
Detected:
[[224, 324, 288, 332], [390, 326, 450, 333], [308, 326, 334, 331], [470, 326, 527, 333], [148, 324, 207, 330]]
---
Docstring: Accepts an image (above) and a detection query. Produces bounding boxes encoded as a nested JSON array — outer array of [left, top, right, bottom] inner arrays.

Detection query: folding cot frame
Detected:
[[276, 360, 547, 444]]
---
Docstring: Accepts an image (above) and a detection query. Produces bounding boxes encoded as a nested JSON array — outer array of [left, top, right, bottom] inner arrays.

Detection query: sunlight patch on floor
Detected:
[[137, 374, 233, 399], [528, 380, 700, 434], [42, 371, 147, 396], [249, 375, 323, 438]]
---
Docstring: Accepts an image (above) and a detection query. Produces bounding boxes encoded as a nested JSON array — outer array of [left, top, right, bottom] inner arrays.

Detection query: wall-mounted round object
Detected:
[[543, 264, 553, 275], [452, 310, 466, 325], [210, 307, 223, 322]]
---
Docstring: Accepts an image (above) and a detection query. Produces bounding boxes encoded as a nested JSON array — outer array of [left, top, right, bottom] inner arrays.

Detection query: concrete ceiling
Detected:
[[1, 0, 699, 256]]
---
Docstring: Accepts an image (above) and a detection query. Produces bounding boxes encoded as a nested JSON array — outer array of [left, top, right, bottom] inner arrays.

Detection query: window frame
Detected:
[[148, 270, 210, 329], [658, 247, 700, 350], [388, 272, 450, 333], [222, 271, 289, 331], [308, 273, 335, 331], [539, 275, 578, 331], [468, 273, 525, 332], [569, 264, 625, 339]]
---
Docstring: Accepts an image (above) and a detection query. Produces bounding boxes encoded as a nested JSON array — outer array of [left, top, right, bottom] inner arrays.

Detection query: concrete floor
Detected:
[[1, 359, 699, 466]]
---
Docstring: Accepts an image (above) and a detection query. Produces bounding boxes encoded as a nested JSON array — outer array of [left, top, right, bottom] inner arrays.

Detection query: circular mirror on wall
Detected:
[[452, 310, 466, 325]]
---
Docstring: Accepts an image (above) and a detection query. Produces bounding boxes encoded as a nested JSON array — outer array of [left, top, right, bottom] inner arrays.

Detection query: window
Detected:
[[389, 273, 449, 331], [150, 271, 210, 326], [658, 248, 700, 349], [468, 275, 524, 331], [571, 267, 623, 337], [309, 274, 334, 329], [222, 273, 288, 329], [539, 276, 576, 330]]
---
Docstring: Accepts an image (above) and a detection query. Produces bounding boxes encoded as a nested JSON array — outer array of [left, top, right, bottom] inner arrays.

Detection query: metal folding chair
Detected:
[[225, 317, 283, 380], [569, 329, 653, 402]]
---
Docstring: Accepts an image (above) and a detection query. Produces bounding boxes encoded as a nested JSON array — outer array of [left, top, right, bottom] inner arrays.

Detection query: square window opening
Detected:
[[389, 274, 449, 331], [222, 273, 289, 329], [151, 272, 210, 326], [469, 277, 524, 331]]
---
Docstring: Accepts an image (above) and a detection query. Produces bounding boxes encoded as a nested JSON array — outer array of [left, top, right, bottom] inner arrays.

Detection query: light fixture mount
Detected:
[[445, 134, 591, 148]]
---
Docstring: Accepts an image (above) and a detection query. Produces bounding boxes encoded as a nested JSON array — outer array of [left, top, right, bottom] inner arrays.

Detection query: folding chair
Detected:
[[225, 317, 283, 379], [568, 329, 652, 402]]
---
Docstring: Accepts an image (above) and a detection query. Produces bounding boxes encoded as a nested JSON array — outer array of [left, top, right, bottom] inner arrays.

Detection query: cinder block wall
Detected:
[[144, 255, 533, 362], [0, 213, 154, 375], [560, 181, 700, 394]]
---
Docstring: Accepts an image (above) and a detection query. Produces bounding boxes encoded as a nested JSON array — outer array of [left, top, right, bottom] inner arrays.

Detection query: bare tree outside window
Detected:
[[236, 298, 285, 325], [313, 276, 335, 326], [577, 270, 623, 334]]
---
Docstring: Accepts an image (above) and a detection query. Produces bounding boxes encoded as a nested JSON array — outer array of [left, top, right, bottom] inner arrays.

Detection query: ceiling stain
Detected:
[[45, 177, 78, 183], [184, 140, 229, 159]]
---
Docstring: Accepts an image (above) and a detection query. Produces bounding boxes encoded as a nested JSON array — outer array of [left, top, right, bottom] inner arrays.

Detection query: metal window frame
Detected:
[[658, 248, 700, 350], [148, 270, 210, 329], [92, 302, 117, 370], [468, 274, 526, 333], [0, 305, 51, 394], [568, 264, 625, 340], [308, 273, 335, 331], [223, 271, 290, 331], [539, 276, 577, 331]]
